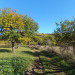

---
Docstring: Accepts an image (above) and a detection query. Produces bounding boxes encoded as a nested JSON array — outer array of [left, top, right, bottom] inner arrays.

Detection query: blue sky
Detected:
[[0, 0, 75, 33]]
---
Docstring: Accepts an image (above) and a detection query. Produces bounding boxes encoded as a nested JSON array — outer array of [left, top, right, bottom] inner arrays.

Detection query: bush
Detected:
[[59, 60, 70, 71], [67, 69, 75, 75]]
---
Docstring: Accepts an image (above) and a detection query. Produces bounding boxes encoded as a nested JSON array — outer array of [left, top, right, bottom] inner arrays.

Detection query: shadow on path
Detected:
[[22, 51, 35, 56]]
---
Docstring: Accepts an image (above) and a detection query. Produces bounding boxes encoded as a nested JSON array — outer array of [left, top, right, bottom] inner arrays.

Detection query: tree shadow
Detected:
[[40, 50, 57, 58], [40, 50, 73, 75], [29, 47, 39, 50], [39, 52, 66, 75], [22, 51, 35, 56], [0, 49, 11, 53]]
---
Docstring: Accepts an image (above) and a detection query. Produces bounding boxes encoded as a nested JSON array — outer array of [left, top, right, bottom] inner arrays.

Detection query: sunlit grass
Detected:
[[0, 47, 34, 58], [0, 47, 34, 75]]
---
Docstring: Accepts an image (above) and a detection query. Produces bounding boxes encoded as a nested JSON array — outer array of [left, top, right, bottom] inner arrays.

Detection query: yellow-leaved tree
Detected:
[[0, 8, 24, 53], [0, 8, 39, 53]]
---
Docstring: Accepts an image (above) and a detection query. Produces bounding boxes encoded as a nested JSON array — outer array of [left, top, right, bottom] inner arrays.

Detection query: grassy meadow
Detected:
[[0, 46, 34, 75], [0, 41, 75, 75]]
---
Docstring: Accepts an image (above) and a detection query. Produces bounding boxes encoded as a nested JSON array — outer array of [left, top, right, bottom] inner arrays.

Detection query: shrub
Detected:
[[67, 69, 75, 75]]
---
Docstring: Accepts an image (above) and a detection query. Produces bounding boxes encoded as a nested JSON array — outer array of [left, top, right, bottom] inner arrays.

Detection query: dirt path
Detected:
[[25, 50, 44, 75], [25, 49, 66, 75]]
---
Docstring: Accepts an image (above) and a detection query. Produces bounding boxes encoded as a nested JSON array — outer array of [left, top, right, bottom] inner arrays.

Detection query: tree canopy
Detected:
[[54, 18, 75, 45], [0, 8, 39, 52]]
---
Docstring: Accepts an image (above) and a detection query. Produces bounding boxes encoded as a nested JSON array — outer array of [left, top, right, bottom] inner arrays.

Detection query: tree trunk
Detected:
[[73, 42, 75, 54], [12, 42, 15, 53], [17, 42, 21, 48]]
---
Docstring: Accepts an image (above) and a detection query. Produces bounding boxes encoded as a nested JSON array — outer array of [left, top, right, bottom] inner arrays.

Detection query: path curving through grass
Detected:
[[25, 48, 69, 75]]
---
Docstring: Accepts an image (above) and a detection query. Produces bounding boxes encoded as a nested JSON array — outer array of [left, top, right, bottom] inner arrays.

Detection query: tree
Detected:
[[55, 19, 75, 45], [0, 8, 24, 52], [0, 8, 39, 52], [19, 15, 39, 45], [1, 30, 21, 52], [54, 18, 75, 53], [31, 33, 56, 45], [20, 15, 39, 37]]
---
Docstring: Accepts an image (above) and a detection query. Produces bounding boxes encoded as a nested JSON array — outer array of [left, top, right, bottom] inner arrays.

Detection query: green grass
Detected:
[[0, 47, 34, 75], [40, 56, 54, 74], [40, 50, 75, 75]]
